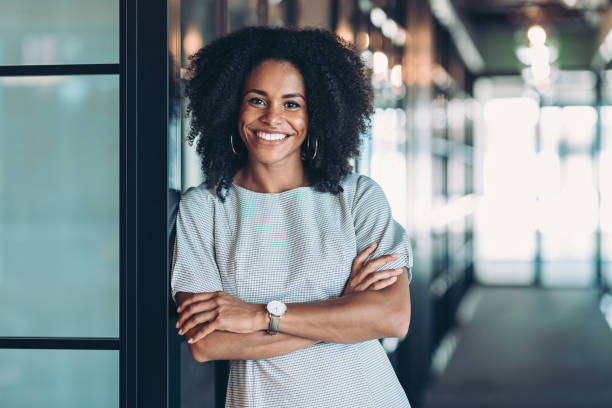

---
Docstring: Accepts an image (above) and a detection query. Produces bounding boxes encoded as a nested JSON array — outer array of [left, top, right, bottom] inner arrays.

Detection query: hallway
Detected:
[[424, 287, 612, 408]]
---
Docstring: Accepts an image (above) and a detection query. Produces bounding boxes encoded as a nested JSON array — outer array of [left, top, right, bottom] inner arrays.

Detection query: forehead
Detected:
[[243, 59, 305, 93]]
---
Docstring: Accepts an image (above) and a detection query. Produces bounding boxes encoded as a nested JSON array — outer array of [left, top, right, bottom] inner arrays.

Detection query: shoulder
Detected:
[[341, 173, 386, 203], [179, 182, 217, 212], [336, 173, 389, 215]]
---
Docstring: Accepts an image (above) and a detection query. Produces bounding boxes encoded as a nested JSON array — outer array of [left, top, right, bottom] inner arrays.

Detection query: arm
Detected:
[[177, 246, 407, 361], [176, 292, 319, 363], [178, 266, 411, 347], [276, 267, 411, 343]]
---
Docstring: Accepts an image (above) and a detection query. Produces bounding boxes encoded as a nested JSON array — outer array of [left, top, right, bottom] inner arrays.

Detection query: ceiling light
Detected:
[[527, 25, 547, 46]]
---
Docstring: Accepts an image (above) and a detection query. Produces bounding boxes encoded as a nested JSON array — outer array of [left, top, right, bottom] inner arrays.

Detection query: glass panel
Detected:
[[475, 97, 538, 284], [370, 108, 408, 227], [181, 0, 217, 67], [269, 0, 286, 27], [230, 0, 258, 30], [601, 107, 612, 287], [539, 106, 597, 287], [0, 0, 118, 65], [180, 0, 218, 191], [0, 349, 118, 408], [0, 75, 119, 337]]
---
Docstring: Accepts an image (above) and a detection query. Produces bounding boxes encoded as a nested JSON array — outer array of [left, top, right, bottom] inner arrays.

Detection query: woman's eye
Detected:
[[248, 97, 265, 105], [285, 101, 300, 109]]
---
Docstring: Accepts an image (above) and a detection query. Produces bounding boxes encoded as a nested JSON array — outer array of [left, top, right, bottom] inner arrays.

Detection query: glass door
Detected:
[[0, 1, 120, 406]]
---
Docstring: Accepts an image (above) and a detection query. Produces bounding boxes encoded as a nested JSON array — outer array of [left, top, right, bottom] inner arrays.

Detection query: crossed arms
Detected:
[[175, 244, 411, 363]]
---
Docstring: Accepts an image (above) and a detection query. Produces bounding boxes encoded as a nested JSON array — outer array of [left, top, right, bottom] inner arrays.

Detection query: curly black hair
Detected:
[[184, 26, 373, 200]]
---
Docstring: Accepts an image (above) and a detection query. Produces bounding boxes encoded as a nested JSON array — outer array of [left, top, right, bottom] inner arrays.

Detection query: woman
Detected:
[[171, 26, 414, 407]]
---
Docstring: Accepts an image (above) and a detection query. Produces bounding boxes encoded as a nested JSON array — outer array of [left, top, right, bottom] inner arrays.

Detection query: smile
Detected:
[[255, 131, 289, 142]]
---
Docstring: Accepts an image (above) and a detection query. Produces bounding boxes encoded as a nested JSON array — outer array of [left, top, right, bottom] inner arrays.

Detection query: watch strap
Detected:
[[268, 314, 280, 335]]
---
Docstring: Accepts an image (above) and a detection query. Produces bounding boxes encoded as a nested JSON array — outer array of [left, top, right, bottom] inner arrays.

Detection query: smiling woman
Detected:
[[172, 26, 414, 408], [183, 26, 373, 199]]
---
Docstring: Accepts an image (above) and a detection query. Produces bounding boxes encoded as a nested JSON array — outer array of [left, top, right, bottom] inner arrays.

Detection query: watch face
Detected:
[[267, 300, 287, 316]]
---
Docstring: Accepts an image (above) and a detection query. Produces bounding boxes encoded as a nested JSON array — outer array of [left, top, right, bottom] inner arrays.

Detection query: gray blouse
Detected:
[[171, 173, 413, 407]]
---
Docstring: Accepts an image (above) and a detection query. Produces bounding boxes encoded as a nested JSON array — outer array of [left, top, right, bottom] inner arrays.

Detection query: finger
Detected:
[[179, 310, 217, 335], [187, 323, 216, 344], [368, 276, 398, 291], [177, 291, 220, 313], [362, 253, 400, 274], [351, 243, 378, 274], [177, 298, 218, 328], [352, 253, 400, 286], [355, 268, 402, 291]]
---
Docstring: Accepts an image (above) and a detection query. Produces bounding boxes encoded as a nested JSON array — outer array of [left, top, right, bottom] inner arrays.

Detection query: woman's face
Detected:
[[238, 59, 308, 168]]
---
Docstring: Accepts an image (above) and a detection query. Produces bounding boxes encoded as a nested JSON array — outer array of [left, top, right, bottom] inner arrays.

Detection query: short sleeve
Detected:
[[352, 175, 414, 283], [170, 187, 223, 303]]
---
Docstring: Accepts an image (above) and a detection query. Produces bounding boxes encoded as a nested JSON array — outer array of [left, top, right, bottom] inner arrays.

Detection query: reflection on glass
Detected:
[[230, 0, 259, 30], [0, 0, 118, 65], [181, 0, 220, 191], [601, 107, 612, 286], [369, 108, 408, 227], [181, 0, 217, 66], [0, 349, 118, 407], [0, 75, 119, 337], [269, 0, 286, 27]]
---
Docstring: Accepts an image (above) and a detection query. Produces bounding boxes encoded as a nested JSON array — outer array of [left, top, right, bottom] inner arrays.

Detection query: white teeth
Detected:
[[256, 131, 287, 141]]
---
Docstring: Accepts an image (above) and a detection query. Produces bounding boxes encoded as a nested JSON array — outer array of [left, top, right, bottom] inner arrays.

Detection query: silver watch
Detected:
[[266, 300, 287, 335]]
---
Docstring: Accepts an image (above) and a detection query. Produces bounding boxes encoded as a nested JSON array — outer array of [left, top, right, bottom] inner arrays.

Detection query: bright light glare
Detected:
[[390, 64, 402, 87], [431, 195, 477, 228], [183, 26, 203, 57], [478, 98, 539, 261], [370, 8, 387, 27], [393, 29, 407, 46], [372, 51, 388, 76], [530, 44, 551, 81], [382, 19, 398, 39], [528, 25, 547, 46]]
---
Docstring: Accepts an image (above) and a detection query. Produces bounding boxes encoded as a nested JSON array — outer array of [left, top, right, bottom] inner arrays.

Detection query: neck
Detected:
[[234, 160, 309, 194]]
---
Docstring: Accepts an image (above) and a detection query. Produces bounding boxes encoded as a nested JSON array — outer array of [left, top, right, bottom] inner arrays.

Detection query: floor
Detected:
[[423, 287, 612, 408]]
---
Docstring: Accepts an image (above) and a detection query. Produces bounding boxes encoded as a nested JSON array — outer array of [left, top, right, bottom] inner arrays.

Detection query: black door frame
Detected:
[[122, 0, 174, 406]]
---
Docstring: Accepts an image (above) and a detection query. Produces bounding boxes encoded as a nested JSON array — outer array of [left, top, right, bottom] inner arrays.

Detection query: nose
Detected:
[[260, 104, 282, 126]]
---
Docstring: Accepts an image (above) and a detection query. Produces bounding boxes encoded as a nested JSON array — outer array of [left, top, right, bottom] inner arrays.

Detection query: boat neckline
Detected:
[[230, 182, 313, 195]]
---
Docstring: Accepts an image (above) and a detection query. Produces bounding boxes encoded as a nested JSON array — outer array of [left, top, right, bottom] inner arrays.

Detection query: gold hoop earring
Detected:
[[307, 135, 318, 160], [230, 134, 240, 156]]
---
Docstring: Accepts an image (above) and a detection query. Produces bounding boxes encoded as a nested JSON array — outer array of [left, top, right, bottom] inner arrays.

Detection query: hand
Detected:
[[342, 243, 404, 296], [176, 291, 266, 344]]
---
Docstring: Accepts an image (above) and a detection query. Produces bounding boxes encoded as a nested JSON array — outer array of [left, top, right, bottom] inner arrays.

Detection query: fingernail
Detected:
[[370, 243, 378, 248], [392, 254, 400, 258], [178, 329, 182, 335], [390, 277, 397, 282], [175, 322, 179, 328], [188, 338, 194, 344]]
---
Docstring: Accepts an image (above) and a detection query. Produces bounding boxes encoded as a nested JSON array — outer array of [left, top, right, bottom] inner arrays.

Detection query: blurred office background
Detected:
[[1, 0, 612, 407]]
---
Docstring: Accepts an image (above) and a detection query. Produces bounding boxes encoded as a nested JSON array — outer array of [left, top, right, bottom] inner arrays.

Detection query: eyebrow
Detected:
[[244, 88, 306, 100]]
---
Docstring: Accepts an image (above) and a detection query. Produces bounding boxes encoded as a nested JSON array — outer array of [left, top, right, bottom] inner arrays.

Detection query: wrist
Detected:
[[255, 304, 270, 331]]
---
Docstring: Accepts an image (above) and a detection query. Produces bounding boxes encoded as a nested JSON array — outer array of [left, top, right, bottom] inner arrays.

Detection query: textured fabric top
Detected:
[[171, 173, 413, 408]]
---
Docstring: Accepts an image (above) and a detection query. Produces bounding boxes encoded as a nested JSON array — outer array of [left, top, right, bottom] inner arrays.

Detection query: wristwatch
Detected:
[[266, 300, 287, 335]]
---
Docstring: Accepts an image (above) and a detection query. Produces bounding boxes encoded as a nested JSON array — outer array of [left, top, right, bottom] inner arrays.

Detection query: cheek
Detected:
[[293, 115, 308, 133]]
